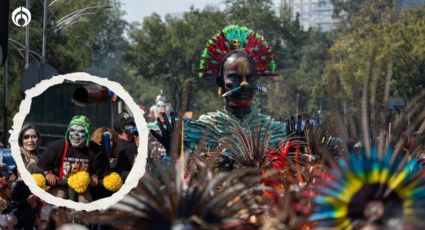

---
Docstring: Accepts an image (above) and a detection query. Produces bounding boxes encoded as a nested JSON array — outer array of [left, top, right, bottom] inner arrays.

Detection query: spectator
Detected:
[[0, 178, 11, 212], [41, 207, 69, 230], [155, 89, 166, 104], [8, 168, 17, 183], [2, 179, 39, 229], [0, 214, 16, 229], [90, 128, 118, 170], [0, 164, 9, 179], [113, 113, 137, 181], [149, 100, 172, 123], [89, 128, 117, 200]]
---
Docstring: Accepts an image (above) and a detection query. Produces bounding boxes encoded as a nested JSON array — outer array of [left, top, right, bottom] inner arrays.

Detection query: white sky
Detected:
[[120, 0, 282, 23]]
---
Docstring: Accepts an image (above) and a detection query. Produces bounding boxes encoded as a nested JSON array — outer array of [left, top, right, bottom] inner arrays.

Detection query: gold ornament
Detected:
[[231, 39, 240, 49], [218, 87, 223, 95]]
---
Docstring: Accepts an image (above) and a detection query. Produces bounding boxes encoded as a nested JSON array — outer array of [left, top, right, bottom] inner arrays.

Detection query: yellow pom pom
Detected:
[[32, 173, 47, 190], [67, 171, 91, 194], [103, 172, 123, 192]]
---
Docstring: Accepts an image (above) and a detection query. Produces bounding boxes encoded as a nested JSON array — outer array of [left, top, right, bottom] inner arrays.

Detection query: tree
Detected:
[[0, 0, 127, 141], [224, 0, 280, 41], [121, 0, 333, 120], [85, 1, 131, 94], [331, 5, 425, 99], [258, 6, 334, 120], [331, 0, 396, 31]]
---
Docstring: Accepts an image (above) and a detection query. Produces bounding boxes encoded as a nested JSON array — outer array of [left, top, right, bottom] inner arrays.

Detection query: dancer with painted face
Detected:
[[153, 25, 286, 170], [37, 115, 96, 202]]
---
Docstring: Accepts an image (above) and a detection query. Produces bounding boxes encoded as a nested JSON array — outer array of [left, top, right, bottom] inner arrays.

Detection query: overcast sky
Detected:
[[120, 0, 282, 23]]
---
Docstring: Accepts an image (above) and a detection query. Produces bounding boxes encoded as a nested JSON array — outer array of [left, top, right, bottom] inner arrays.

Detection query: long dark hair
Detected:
[[18, 123, 41, 147]]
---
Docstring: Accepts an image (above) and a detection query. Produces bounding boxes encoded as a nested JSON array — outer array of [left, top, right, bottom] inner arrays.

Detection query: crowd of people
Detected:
[[0, 112, 139, 229], [91, 24, 425, 229], [1, 23, 424, 229]]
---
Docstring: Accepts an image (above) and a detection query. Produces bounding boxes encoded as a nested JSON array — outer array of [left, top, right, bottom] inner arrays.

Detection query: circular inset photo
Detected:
[[9, 72, 147, 211]]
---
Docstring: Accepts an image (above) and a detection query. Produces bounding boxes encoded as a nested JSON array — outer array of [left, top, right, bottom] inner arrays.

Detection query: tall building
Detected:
[[395, 0, 425, 12], [282, 0, 339, 31], [282, 0, 425, 31]]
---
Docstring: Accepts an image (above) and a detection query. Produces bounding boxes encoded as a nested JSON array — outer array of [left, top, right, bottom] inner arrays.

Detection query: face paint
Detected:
[[69, 124, 87, 147], [22, 129, 39, 153], [222, 55, 258, 107]]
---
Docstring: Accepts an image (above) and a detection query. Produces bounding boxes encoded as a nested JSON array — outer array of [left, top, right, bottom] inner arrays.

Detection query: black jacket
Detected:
[[115, 138, 137, 180]]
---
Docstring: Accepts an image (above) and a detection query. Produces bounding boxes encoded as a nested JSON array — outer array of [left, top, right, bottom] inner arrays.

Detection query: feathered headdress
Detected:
[[198, 25, 278, 78], [310, 147, 425, 229]]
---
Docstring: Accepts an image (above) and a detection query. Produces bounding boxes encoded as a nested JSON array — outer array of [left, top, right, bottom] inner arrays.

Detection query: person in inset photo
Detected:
[[113, 113, 138, 181], [37, 115, 101, 203], [90, 127, 117, 173], [89, 127, 123, 200], [18, 124, 43, 174]]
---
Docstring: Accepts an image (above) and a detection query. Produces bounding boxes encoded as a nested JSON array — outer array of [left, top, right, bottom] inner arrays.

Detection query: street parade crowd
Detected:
[[1, 25, 425, 229], [0, 112, 139, 229]]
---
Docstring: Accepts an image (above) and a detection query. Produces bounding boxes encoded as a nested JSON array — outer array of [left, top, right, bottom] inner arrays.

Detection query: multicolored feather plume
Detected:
[[310, 147, 425, 229], [199, 25, 278, 78]]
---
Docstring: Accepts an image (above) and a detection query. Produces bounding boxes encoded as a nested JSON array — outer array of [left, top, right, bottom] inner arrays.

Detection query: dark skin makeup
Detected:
[[221, 53, 258, 118]]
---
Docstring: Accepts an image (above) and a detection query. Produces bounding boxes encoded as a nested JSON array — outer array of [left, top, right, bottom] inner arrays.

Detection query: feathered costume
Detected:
[[198, 25, 277, 78], [310, 147, 425, 229], [309, 60, 425, 229], [80, 155, 264, 229], [184, 25, 285, 169]]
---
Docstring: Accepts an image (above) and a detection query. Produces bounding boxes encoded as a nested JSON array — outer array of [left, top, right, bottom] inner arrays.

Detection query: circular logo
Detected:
[[11, 6, 32, 27]]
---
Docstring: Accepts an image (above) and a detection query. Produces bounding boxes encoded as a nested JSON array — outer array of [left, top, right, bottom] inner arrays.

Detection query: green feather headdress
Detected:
[[198, 25, 277, 79]]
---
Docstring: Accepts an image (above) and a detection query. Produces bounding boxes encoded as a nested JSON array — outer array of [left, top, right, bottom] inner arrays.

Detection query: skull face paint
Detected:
[[222, 53, 258, 107], [68, 124, 87, 148]]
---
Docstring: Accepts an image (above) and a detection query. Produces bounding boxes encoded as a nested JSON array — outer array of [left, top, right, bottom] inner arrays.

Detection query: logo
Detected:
[[11, 7, 32, 27]]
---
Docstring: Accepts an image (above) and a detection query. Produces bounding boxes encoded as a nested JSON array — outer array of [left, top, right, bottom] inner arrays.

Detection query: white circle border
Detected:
[[9, 72, 148, 211]]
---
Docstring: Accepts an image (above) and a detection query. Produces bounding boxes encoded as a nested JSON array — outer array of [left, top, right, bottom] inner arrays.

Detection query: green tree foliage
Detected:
[[331, 5, 425, 101], [0, 0, 126, 141], [326, 4, 425, 138], [264, 29, 333, 120], [224, 0, 280, 40], [259, 6, 333, 120], [123, 1, 332, 120], [85, 1, 130, 91], [47, 0, 124, 73], [6, 0, 422, 143], [123, 7, 228, 117], [331, 0, 395, 31]]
